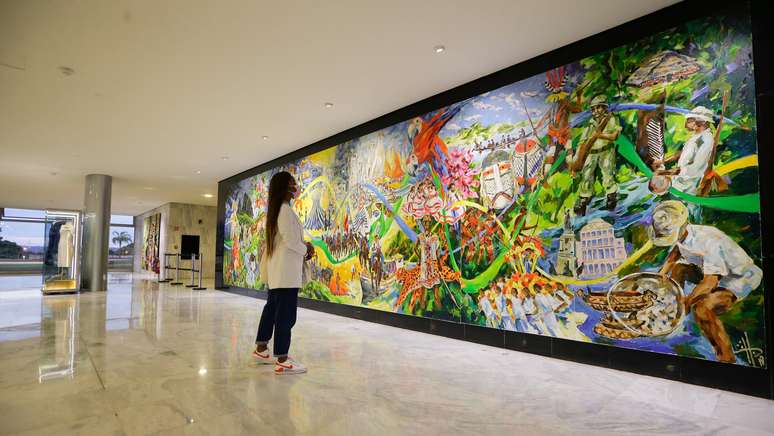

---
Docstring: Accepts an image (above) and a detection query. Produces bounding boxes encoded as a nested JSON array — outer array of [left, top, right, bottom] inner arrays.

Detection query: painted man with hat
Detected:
[[650, 200, 762, 363], [567, 94, 622, 215], [656, 106, 716, 195]]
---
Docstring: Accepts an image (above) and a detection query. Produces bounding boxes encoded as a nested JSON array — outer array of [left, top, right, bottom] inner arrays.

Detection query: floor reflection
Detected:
[[38, 295, 78, 382], [0, 274, 42, 292], [0, 274, 772, 435], [137, 283, 162, 339]]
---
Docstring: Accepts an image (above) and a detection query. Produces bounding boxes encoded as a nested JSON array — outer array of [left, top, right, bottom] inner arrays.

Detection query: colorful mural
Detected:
[[142, 213, 160, 274], [222, 13, 766, 367]]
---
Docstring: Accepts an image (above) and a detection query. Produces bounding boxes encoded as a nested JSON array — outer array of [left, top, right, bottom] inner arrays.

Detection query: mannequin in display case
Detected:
[[42, 211, 80, 293], [57, 222, 74, 270]]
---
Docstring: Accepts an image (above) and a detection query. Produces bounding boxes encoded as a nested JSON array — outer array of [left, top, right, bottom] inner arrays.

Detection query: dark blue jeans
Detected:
[[255, 288, 299, 357]]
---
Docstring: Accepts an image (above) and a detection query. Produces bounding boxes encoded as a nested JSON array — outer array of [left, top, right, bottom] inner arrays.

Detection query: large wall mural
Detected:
[[142, 213, 161, 274], [222, 12, 766, 367]]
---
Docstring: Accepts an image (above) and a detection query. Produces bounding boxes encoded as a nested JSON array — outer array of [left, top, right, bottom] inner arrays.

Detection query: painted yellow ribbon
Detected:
[[715, 155, 758, 176]]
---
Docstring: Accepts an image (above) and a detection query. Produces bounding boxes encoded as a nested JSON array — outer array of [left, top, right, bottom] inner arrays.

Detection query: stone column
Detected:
[[81, 174, 112, 292]]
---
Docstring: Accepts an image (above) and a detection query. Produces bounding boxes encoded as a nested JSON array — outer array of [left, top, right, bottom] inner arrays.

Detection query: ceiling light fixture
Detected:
[[58, 66, 75, 76], [262, 136, 269, 140], [324, 102, 334, 108], [203, 194, 214, 198], [434, 45, 446, 53], [220, 156, 229, 160], [195, 170, 201, 174]]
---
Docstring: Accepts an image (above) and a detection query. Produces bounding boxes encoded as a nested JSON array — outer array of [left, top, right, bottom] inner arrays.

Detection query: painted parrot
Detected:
[[406, 104, 463, 178]]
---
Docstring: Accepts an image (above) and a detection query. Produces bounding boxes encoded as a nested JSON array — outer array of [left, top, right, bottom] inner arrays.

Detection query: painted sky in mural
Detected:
[[223, 11, 765, 367]]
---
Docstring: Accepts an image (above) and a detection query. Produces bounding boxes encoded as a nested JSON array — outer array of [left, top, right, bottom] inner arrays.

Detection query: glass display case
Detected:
[[42, 210, 81, 294]]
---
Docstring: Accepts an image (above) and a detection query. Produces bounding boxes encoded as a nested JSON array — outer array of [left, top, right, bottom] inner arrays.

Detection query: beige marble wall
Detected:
[[166, 203, 217, 278], [133, 203, 216, 278]]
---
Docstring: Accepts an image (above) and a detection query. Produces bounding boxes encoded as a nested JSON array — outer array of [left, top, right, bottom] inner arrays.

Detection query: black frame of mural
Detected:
[[216, 0, 774, 399]]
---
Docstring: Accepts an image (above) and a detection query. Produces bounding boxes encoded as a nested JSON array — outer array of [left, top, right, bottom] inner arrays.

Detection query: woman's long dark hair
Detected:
[[265, 171, 293, 258]]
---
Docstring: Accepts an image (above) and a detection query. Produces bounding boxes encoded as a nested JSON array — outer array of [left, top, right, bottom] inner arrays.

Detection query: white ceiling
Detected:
[[0, 0, 680, 215]]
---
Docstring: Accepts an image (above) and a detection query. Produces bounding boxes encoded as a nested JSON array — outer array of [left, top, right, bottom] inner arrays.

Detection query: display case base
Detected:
[[42, 279, 78, 294]]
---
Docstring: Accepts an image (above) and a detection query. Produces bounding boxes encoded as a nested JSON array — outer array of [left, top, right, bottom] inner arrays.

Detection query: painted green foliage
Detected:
[[223, 11, 765, 367]]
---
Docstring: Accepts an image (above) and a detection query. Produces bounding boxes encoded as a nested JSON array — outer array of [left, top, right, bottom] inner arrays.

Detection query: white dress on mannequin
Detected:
[[57, 222, 74, 268]]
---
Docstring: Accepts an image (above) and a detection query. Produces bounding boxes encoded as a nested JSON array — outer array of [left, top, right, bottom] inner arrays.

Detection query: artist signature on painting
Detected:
[[734, 332, 765, 368]]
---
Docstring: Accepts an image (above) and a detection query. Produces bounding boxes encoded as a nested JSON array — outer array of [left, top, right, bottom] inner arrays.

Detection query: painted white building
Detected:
[[575, 219, 627, 279]]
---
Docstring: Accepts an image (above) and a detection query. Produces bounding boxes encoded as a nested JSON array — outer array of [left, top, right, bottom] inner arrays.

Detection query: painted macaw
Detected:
[[407, 104, 462, 178]]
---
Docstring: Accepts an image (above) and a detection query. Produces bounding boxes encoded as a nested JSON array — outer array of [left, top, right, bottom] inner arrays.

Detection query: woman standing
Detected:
[[253, 171, 315, 375]]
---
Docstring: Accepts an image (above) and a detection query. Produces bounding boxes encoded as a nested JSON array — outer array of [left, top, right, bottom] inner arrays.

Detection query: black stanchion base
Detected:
[[158, 279, 171, 283], [170, 282, 183, 286], [193, 287, 207, 291], [185, 285, 196, 288]]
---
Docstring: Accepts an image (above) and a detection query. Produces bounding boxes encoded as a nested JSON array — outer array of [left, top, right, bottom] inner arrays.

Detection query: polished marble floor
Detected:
[[0, 274, 42, 292], [0, 274, 773, 435]]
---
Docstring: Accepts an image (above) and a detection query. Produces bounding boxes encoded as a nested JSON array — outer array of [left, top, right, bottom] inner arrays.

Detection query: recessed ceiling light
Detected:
[[195, 170, 201, 174], [203, 194, 214, 198], [324, 102, 334, 108], [143, 187, 156, 191], [220, 156, 229, 160], [434, 45, 446, 53], [50, 172, 58, 176], [198, 368, 207, 375], [262, 135, 269, 140]]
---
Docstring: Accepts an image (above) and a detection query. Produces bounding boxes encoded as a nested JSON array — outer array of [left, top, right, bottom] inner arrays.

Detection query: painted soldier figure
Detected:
[[567, 95, 622, 215]]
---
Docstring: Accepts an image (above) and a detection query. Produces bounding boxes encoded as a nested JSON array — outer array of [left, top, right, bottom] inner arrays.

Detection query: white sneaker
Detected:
[[274, 357, 307, 375], [251, 348, 274, 365]]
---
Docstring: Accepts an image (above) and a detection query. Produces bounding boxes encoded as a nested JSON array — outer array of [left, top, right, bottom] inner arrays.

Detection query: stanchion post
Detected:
[[170, 253, 183, 285], [158, 253, 170, 283], [194, 252, 206, 290], [186, 253, 197, 288]]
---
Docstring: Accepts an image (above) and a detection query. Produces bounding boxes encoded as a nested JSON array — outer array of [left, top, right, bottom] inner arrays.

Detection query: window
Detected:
[[1, 210, 136, 275], [2, 208, 45, 219], [109, 215, 134, 271], [0, 219, 45, 274], [0, 209, 47, 275], [110, 214, 133, 225]]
